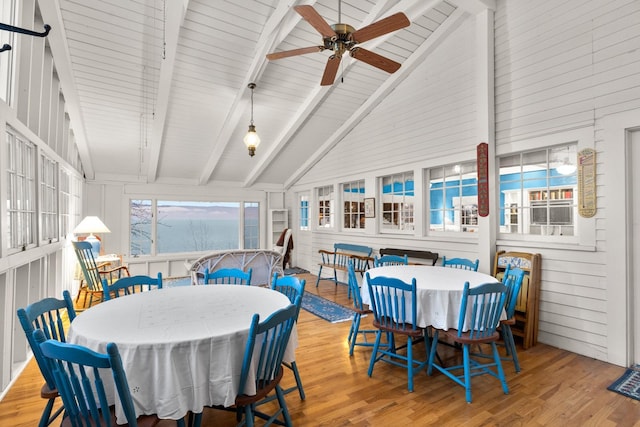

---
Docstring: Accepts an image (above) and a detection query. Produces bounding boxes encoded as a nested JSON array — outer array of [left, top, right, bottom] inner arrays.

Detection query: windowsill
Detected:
[[496, 236, 596, 252]]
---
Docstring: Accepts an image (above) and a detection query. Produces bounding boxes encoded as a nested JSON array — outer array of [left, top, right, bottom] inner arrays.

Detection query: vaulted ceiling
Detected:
[[40, 0, 491, 189]]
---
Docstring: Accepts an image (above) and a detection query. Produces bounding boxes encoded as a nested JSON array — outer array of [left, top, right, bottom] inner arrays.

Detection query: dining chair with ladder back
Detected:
[[441, 256, 479, 271], [16, 291, 77, 427], [33, 330, 187, 427], [270, 273, 306, 400], [73, 241, 130, 308], [366, 273, 429, 392], [346, 260, 376, 356], [373, 254, 409, 267], [203, 267, 252, 285], [427, 281, 509, 403], [193, 303, 298, 427], [474, 265, 526, 373], [102, 273, 163, 301]]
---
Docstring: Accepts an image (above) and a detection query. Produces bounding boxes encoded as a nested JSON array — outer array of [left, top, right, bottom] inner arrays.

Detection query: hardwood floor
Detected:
[[2, 272, 640, 426]]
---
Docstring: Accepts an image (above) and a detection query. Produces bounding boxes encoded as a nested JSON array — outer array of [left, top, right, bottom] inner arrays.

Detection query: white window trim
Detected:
[[496, 126, 595, 250]]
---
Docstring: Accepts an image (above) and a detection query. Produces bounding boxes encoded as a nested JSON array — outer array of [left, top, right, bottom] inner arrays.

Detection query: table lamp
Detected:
[[73, 216, 111, 257]]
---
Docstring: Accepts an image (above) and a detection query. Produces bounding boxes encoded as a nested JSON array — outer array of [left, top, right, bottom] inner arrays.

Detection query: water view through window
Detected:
[[130, 200, 259, 255]]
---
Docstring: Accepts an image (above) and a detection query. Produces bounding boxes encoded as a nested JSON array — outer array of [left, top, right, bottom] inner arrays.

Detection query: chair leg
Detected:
[[491, 342, 509, 395], [275, 385, 293, 427], [367, 330, 383, 377], [315, 266, 323, 287], [407, 337, 414, 392], [290, 361, 305, 400], [38, 397, 63, 427], [348, 314, 360, 356], [502, 324, 521, 373]]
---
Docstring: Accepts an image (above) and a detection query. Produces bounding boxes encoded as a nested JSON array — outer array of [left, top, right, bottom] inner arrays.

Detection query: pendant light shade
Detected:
[[244, 83, 260, 157]]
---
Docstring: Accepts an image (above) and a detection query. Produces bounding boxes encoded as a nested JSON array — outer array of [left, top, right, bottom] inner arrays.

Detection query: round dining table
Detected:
[[67, 285, 296, 424], [361, 265, 500, 331]]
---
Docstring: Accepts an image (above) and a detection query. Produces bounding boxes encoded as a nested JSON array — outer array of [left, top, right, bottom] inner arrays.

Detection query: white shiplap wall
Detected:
[[494, 0, 640, 363], [291, 14, 481, 273]]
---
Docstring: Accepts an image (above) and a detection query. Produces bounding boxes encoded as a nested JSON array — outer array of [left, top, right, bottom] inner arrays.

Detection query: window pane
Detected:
[[299, 195, 309, 230], [428, 162, 477, 233], [243, 202, 259, 249], [130, 199, 152, 256], [6, 128, 36, 250], [317, 186, 334, 228], [342, 180, 365, 229], [499, 144, 577, 236], [157, 201, 239, 253], [381, 172, 414, 231]]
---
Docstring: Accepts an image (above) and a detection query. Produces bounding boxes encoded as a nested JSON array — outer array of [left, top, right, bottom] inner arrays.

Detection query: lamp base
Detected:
[[84, 234, 101, 258]]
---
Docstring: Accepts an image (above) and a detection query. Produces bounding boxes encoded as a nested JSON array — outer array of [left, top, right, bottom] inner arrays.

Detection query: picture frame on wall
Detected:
[[364, 198, 375, 218]]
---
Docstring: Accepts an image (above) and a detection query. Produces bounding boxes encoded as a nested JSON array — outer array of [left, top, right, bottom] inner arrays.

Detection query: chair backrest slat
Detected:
[[374, 254, 409, 267], [34, 330, 141, 427], [442, 256, 479, 271], [103, 273, 163, 301], [271, 274, 305, 319], [458, 282, 507, 339], [203, 267, 252, 285], [366, 273, 417, 332], [347, 260, 365, 310], [501, 265, 526, 319], [17, 291, 76, 389], [237, 303, 298, 396], [73, 241, 103, 291]]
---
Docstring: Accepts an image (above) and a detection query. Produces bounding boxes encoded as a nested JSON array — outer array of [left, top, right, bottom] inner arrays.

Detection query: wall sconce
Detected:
[[73, 216, 111, 257], [243, 82, 260, 157]]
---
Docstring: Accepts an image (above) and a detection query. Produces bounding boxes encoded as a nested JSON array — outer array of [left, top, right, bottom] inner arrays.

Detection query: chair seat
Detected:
[[40, 382, 57, 399], [61, 407, 162, 427], [236, 367, 284, 406], [442, 328, 500, 345], [373, 320, 426, 339]]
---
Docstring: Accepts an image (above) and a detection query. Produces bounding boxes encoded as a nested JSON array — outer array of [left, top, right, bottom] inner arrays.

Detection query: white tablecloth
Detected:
[[361, 266, 500, 331], [67, 285, 297, 423]]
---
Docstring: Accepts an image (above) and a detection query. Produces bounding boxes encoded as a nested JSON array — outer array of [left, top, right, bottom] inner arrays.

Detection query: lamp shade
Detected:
[[73, 216, 110, 257], [73, 216, 111, 234]]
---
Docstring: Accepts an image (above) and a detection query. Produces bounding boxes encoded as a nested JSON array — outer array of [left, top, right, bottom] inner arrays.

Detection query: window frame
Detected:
[[341, 179, 365, 231], [379, 171, 414, 234], [316, 185, 334, 229], [39, 153, 58, 243]]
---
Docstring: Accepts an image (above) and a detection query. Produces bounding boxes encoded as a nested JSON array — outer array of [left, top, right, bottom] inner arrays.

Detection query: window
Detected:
[[342, 180, 365, 229], [40, 155, 58, 242], [130, 199, 258, 255], [299, 195, 309, 230], [317, 186, 334, 228], [380, 172, 414, 231], [429, 162, 478, 233], [243, 202, 259, 249], [6, 128, 37, 251], [499, 144, 577, 236]]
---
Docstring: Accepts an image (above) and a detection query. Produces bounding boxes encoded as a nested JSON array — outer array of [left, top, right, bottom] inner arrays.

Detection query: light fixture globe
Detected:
[[244, 82, 260, 157]]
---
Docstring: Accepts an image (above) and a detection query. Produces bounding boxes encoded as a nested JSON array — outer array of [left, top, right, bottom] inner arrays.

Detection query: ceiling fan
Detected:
[[266, 4, 410, 86]]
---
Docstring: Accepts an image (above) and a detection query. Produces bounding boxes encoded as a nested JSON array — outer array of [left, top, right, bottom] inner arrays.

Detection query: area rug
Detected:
[[284, 266, 310, 275], [301, 292, 354, 323], [608, 365, 640, 400]]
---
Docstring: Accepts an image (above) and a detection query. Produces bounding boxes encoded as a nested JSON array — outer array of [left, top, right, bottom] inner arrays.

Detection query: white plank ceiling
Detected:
[[40, 0, 483, 188]]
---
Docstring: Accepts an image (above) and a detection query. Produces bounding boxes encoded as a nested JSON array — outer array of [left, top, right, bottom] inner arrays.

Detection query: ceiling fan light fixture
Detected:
[[243, 83, 260, 157]]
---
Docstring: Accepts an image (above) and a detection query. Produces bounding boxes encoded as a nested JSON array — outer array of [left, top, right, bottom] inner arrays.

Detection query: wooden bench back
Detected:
[[334, 243, 372, 257]]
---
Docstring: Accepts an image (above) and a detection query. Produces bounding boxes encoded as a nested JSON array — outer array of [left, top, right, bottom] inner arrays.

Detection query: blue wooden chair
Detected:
[[16, 291, 76, 427], [365, 273, 429, 392], [427, 282, 509, 403], [72, 241, 130, 308], [203, 267, 252, 285], [497, 265, 526, 372], [271, 273, 306, 400], [102, 273, 163, 301], [441, 256, 479, 271], [373, 254, 409, 267], [346, 260, 376, 356], [193, 303, 298, 427], [33, 330, 186, 427]]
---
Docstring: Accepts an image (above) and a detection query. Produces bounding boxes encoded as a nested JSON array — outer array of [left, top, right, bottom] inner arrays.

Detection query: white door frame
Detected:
[[603, 109, 640, 367]]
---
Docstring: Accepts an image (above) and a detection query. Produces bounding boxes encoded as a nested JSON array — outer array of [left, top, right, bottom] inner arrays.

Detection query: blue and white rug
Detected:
[[301, 292, 355, 323], [608, 365, 640, 401]]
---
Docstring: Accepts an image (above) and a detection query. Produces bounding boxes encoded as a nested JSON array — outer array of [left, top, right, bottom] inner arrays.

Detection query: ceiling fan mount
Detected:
[[266, 5, 410, 86]]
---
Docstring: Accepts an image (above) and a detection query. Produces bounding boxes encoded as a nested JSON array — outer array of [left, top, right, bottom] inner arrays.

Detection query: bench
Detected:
[[315, 243, 373, 287], [379, 248, 439, 266]]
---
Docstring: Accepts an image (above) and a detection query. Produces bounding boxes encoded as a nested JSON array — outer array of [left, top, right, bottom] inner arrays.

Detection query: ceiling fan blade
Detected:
[[351, 12, 410, 44], [266, 46, 324, 60], [321, 55, 341, 86], [350, 47, 401, 74], [294, 5, 336, 39]]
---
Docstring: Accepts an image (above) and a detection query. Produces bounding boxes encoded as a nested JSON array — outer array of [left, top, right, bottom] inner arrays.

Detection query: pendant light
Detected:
[[243, 82, 260, 157]]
